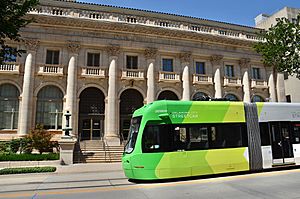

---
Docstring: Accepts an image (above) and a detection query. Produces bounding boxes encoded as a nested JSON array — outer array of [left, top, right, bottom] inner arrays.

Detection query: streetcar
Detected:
[[122, 100, 300, 180]]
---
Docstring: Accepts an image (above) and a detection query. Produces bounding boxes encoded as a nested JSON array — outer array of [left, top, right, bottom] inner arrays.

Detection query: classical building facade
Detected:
[[256, 6, 300, 102], [0, 0, 286, 145]]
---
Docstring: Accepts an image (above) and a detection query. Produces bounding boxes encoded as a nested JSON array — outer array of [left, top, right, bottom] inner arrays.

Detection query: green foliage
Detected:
[[19, 137, 33, 154], [26, 124, 54, 154], [254, 15, 300, 78], [0, 153, 59, 161], [0, 0, 39, 63], [0, 167, 56, 175]]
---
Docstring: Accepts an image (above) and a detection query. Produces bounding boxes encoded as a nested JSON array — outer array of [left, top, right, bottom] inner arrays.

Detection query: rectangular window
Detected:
[[162, 59, 173, 72], [209, 124, 246, 148], [3, 47, 17, 62], [87, 53, 100, 67], [225, 65, 234, 77], [252, 67, 261, 79], [46, 50, 59, 65], [259, 123, 271, 146], [126, 56, 138, 69], [188, 126, 209, 150], [195, 62, 205, 74], [142, 124, 172, 153], [142, 123, 247, 153]]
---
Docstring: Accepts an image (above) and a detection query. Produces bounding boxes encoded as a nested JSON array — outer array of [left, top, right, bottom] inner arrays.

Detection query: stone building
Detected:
[[0, 0, 286, 147], [255, 6, 300, 102]]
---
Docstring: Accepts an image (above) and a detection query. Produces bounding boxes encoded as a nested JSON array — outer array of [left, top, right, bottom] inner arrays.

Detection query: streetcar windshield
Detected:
[[125, 116, 142, 154]]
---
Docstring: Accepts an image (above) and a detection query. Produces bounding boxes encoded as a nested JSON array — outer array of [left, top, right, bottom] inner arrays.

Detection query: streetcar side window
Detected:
[[259, 123, 271, 146], [209, 124, 246, 149], [142, 125, 172, 153], [188, 126, 209, 150]]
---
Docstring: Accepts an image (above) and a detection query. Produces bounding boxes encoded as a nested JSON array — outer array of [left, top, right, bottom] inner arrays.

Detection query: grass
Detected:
[[0, 166, 56, 175], [0, 153, 59, 161]]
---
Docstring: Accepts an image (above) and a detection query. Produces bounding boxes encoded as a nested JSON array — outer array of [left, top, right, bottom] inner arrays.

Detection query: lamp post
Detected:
[[63, 110, 72, 137]]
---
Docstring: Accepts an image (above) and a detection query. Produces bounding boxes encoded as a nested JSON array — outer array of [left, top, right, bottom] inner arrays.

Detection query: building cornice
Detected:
[[28, 14, 258, 48]]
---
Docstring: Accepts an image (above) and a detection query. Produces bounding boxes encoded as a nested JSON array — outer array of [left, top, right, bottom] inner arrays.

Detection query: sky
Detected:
[[78, 0, 300, 27]]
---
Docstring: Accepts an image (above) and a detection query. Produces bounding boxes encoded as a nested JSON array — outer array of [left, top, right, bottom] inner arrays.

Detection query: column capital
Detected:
[[179, 52, 192, 64], [24, 38, 39, 52], [239, 58, 251, 67], [144, 47, 157, 60], [67, 42, 80, 54], [106, 45, 120, 57], [210, 55, 223, 65]]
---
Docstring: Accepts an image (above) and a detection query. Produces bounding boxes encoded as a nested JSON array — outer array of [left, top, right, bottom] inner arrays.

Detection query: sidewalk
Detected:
[[55, 162, 122, 174], [0, 161, 123, 174]]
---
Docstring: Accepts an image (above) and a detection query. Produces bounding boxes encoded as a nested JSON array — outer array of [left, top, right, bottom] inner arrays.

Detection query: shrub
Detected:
[[19, 137, 33, 154], [26, 124, 54, 154], [0, 142, 9, 154], [0, 153, 59, 161], [0, 167, 56, 175], [9, 139, 20, 153]]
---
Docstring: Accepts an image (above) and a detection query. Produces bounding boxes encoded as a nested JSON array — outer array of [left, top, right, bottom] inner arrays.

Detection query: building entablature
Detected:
[[28, 0, 264, 46]]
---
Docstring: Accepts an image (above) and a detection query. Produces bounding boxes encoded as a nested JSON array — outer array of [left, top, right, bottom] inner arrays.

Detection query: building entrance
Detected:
[[119, 89, 144, 143], [79, 87, 105, 141]]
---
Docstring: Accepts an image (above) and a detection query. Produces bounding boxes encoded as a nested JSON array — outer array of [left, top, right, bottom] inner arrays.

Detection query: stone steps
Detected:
[[74, 141, 124, 163]]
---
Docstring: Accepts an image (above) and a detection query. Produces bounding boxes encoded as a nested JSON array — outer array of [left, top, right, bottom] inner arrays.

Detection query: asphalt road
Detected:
[[1, 168, 300, 199]]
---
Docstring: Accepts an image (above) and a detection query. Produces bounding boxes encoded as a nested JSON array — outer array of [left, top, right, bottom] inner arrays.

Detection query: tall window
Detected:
[[252, 95, 264, 102], [126, 56, 138, 69], [195, 62, 205, 74], [36, 86, 63, 130], [225, 65, 234, 77], [224, 94, 239, 101], [87, 53, 100, 67], [0, 84, 19, 129], [162, 58, 173, 72], [192, 92, 209, 101], [252, 67, 261, 79], [46, 50, 59, 65]]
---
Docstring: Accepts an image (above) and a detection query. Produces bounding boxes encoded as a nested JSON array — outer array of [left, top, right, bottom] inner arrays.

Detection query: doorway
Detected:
[[119, 89, 144, 143], [270, 122, 295, 165], [79, 87, 105, 141]]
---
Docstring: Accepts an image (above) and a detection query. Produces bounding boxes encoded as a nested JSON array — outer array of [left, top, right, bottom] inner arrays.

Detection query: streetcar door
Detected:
[[270, 122, 295, 165]]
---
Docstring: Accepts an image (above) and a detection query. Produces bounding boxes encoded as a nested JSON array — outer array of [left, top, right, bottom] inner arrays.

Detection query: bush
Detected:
[[0, 167, 56, 175], [0, 153, 59, 161], [0, 142, 9, 154], [26, 124, 54, 154]]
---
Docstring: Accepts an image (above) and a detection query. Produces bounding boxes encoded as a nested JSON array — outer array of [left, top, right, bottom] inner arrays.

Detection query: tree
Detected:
[[26, 124, 54, 154], [0, 0, 38, 63], [254, 15, 300, 78]]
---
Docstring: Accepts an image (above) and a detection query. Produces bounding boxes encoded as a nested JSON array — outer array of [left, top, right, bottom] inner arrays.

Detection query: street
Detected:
[[1, 164, 300, 199]]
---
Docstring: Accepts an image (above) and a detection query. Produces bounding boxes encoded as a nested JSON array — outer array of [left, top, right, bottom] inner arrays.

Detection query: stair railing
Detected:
[[102, 139, 112, 163]]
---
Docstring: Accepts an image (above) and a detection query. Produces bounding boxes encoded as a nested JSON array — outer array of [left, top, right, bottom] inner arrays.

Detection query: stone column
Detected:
[[276, 73, 286, 102], [18, 39, 39, 135], [240, 58, 251, 103], [211, 55, 223, 98], [267, 70, 277, 102], [65, 42, 80, 136], [145, 48, 157, 104], [180, 52, 191, 101], [105, 45, 120, 144]]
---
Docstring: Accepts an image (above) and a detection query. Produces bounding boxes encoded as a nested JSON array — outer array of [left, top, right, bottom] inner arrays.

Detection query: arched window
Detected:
[[157, 90, 179, 100], [224, 94, 239, 101], [252, 95, 265, 102], [36, 86, 63, 130], [0, 84, 19, 129], [192, 92, 210, 101]]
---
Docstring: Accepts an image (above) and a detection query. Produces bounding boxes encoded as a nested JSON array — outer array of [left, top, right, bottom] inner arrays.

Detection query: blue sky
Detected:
[[79, 0, 300, 26]]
